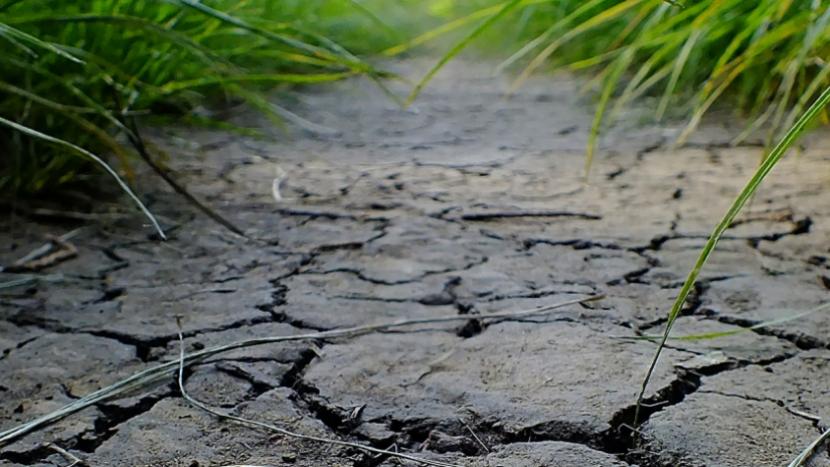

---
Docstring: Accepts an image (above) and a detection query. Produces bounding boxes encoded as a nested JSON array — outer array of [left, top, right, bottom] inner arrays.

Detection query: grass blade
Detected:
[[380, 2, 510, 57], [627, 301, 830, 341], [0, 20, 83, 63], [634, 82, 830, 428], [0, 116, 165, 240], [787, 428, 830, 467], [158, 72, 350, 94], [405, 0, 527, 106]]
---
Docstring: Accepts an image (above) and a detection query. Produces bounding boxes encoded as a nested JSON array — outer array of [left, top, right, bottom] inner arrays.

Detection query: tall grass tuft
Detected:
[[0, 0, 416, 197], [403, 0, 830, 176]]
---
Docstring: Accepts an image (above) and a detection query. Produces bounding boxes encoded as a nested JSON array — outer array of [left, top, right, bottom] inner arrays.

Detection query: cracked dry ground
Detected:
[[3, 60, 830, 467]]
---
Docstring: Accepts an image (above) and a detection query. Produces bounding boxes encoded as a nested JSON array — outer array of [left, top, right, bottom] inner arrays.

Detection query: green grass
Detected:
[[402, 0, 830, 176], [635, 75, 830, 467], [401, 3, 830, 463], [0, 0, 432, 199], [4, 1, 830, 464]]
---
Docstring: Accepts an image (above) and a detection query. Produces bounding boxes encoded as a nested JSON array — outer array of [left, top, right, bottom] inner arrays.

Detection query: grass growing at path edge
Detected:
[[400, 0, 830, 176], [0, 0, 422, 198]]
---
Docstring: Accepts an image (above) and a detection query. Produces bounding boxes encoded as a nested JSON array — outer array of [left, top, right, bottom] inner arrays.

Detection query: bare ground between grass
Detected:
[[2, 59, 830, 467]]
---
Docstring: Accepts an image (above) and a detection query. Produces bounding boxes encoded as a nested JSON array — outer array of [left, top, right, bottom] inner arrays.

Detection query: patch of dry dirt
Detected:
[[2, 59, 830, 467]]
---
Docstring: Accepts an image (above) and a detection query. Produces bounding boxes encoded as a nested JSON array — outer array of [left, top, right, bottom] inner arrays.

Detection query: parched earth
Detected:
[[2, 60, 830, 467]]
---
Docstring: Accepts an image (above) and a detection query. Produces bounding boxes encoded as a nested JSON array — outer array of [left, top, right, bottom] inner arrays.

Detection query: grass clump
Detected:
[[404, 0, 830, 174], [0, 0, 418, 198]]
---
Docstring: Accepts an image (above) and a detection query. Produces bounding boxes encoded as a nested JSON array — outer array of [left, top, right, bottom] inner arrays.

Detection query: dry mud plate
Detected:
[[2, 60, 830, 467]]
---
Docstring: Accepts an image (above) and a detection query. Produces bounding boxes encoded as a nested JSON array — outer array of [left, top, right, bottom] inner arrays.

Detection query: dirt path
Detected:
[[2, 59, 830, 467]]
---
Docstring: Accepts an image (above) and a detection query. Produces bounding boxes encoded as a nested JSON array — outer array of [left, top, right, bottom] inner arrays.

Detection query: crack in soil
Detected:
[[0, 388, 172, 464], [8, 310, 281, 362], [302, 257, 488, 287], [284, 332, 801, 467], [603, 352, 796, 466], [460, 211, 602, 222]]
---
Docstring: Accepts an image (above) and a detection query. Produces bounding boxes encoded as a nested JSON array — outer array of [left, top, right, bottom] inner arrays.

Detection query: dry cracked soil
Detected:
[[2, 59, 830, 467]]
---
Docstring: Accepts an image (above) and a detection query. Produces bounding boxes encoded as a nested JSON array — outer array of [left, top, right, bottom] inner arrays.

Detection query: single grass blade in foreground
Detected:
[[633, 83, 830, 428]]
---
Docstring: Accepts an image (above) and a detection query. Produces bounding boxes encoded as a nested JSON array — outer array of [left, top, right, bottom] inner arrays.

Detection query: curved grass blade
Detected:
[[771, 3, 830, 141], [584, 48, 637, 179], [7, 14, 237, 72], [626, 301, 830, 341], [495, 0, 608, 76], [344, 0, 405, 43], [787, 428, 830, 467], [655, 28, 702, 121], [173, 0, 366, 71], [781, 62, 830, 135], [0, 116, 165, 240], [405, 0, 526, 106], [380, 2, 509, 57], [0, 80, 134, 174], [508, 0, 654, 96], [5, 56, 135, 138], [0, 28, 36, 57], [158, 72, 350, 94], [609, 37, 682, 120], [0, 20, 83, 63], [633, 82, 830, 428], [680, 12, 808, 144]]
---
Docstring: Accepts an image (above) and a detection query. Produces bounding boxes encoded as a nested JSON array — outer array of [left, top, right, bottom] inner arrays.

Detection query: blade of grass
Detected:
[[633, 82, 830, 428], [787, 428, 830, 467], [0, 79, 135, 175], [157, 72, 350, 94], [584, 48, 637, 180], [344, 0, 405, 43], [655, 28, 702, 121], [508, 0, 655, 95], [627, 301, 830, 341], [174, 323, 459, 467], [7, 14, 237, 72], [380, 2, 511, 57], [0, 116, 165, 240], [173, 0, 366, 71], [0, 20, 83, 63], [405, 0, 527, 106], [494, 0, 609, 75]]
